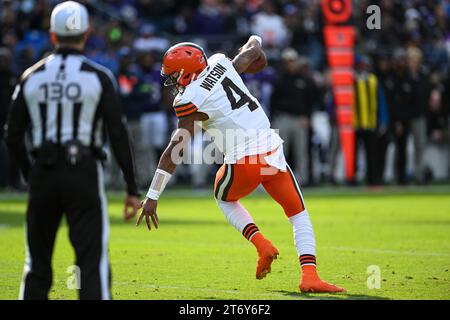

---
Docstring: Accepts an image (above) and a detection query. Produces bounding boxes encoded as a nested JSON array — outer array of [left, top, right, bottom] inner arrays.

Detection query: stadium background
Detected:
[[1, 0, 449, 190], [0, 0, 449, 300]]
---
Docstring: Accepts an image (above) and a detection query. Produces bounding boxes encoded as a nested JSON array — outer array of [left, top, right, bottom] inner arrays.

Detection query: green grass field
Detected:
[[0, 186, 449, 300]]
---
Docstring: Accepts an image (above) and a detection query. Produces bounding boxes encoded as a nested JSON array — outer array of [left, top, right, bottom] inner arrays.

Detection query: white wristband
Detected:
[[146, 169, 172, 200], [249, 35, 262, 46]]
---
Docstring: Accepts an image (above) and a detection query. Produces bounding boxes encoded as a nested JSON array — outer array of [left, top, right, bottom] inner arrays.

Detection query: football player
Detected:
[[137, 36, 345, 293]]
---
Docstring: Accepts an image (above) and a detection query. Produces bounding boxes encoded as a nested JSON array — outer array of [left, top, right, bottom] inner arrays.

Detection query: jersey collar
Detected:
[[54, 47, 84, 56], [196, 65, 210, 80]]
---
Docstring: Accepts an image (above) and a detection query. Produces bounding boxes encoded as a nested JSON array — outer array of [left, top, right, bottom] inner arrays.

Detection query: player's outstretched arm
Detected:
[[156, 112, 208, 174], [137, 111, 209, 230], [232, 35, 266, 74]]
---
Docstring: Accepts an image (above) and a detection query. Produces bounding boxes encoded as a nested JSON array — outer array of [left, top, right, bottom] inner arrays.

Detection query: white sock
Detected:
[[217, 200, 260, 240], [289, 209, 316, 265]]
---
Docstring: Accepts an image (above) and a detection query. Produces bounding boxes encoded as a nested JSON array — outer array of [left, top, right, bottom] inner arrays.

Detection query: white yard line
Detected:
[[323, 246, 450, 257]]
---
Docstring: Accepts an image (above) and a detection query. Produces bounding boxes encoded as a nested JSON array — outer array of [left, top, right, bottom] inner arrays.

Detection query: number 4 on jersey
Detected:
[[221, 77, 258, 112]]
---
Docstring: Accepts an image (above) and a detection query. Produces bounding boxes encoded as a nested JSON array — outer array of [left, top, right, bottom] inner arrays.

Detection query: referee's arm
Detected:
[[99, 71, 139, 196], [4, 82, 31, 182]]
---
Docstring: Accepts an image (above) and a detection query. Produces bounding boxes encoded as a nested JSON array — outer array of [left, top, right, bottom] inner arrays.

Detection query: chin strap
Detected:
[[190, 73, 197, 84], [176, 69, 185, 83]]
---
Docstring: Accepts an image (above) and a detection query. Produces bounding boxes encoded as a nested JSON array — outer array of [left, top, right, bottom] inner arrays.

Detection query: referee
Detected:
[[5, 1, 140, 300]]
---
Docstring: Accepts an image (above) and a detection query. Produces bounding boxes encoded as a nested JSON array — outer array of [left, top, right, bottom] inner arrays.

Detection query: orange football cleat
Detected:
[[299, 266, 346, 293], [251, 233, 279, 280]]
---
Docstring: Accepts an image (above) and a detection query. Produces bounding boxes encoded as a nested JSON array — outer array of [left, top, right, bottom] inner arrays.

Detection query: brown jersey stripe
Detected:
[[174, 103, 195, 111], [176, 106, 198, 117], [174, 102, 194, 109], [175, 105, 197, 114]]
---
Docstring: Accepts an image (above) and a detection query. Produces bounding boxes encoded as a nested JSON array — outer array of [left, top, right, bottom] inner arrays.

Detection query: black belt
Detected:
[[31, 141, 106, 167]]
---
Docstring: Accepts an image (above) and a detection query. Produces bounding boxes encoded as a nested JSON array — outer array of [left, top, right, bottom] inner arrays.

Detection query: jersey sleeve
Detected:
[[207, 53, 227, 65], [5, 82, 31, 182], [173, 101, 198, 118], [173, 91, 198, 118]]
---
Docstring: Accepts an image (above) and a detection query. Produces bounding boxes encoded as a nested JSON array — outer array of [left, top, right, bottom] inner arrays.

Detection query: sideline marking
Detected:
[[323, 246, 450, 257]]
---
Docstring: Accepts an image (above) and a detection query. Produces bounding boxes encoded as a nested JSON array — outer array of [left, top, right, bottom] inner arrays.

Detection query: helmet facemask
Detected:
[[162, 70, 183, 95], [162, 69, 199, 95]]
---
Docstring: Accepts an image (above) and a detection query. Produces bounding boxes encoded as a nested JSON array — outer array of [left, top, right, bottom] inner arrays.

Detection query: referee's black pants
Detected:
[[20, 156, 111, 300]]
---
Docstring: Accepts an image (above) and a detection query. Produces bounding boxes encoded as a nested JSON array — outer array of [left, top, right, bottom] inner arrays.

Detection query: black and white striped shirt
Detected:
[[5, 47, 138, 195]]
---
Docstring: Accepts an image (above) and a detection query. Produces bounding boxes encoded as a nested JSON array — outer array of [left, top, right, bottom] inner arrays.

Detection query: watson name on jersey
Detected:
[[172, 53, 283, 164]]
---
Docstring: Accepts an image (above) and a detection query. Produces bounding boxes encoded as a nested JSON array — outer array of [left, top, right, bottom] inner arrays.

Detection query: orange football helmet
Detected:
[[161, 42, 208, 93]]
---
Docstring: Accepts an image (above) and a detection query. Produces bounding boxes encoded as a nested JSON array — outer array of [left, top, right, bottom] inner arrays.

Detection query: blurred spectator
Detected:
[[375, 52, 397, 117], [133, 23, 170, 53], [228, 0, 253, 37], [1, 1, 19, 42], [427, 72, 449, 150], [251, 0, 288, 48], [0, 48, 15, 138], [135, 50, 169, 178], [391, 47, 431, 184], [15, 30, 50, 71], [192, 0, 227, 35], [322, 70, 339, 184], [242, 65, 277, 116], [353, 55, 389, 186], [89, 53, 119, 75], [423, 33, 449, 75], [444, 75, 450, 177], [172, 5, 196, 35], [284, 1, 324, 69], [271, 48, 315, 185], [107, 47, 148, 189], [135, 0, 175, 29], [85, 26, 108, 53], [0, 47, 20, 189]]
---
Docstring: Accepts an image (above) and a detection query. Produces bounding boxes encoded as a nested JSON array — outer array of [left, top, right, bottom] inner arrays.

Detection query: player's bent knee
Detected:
[[216, 199, 237, 207], [283, 203, 306, 218]]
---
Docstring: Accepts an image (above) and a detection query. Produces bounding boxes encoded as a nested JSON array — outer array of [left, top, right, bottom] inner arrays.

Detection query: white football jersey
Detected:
[[173, 53, 283, 163]]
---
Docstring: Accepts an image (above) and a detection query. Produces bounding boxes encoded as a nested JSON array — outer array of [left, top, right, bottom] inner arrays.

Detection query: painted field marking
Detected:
[[323, 246, 450, 257]]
